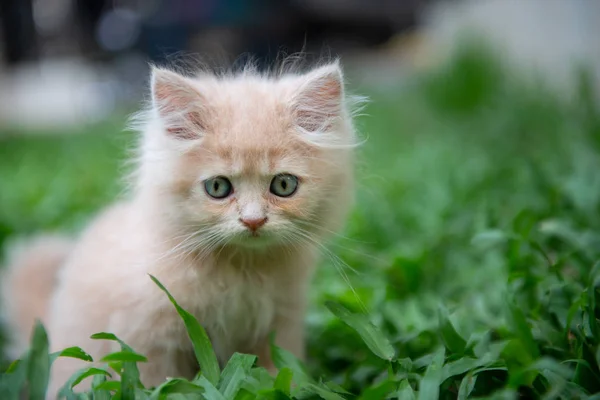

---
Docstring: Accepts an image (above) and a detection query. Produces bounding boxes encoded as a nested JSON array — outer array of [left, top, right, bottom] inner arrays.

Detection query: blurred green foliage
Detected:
[[1, 43, 600, 398]]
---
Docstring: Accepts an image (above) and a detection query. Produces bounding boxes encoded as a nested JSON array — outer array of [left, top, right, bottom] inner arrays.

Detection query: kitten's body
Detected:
[[1, 61, 358, 398]]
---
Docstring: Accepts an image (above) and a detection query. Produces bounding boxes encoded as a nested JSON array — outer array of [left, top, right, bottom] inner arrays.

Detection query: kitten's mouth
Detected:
[[232, 230, 273, 248]]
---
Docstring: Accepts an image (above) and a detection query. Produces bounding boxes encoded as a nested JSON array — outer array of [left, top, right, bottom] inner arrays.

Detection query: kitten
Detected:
[[1, 60, 360, 397]]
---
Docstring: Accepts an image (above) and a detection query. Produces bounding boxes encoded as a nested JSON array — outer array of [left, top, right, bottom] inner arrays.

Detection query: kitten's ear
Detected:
[[292, 62, 344, 133], [151, 67, 207, 140]]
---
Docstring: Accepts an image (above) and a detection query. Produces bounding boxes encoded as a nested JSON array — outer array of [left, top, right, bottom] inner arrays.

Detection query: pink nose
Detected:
[[240, 217, 267, 231]]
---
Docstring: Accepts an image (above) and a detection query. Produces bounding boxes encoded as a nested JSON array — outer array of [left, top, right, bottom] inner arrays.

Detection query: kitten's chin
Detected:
[[230, 231, 277, 249]]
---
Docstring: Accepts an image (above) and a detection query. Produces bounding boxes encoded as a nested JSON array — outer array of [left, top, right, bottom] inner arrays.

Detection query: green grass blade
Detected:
[[441, 357, 487, 381], [69, 367, 112, 388], [270, 340, 312, 386], [90, 332, 134, 352], [90, 331, 145, 398], [27, 321, 51, 400], [149, 378, 205, 399], [149, 274, 220, 386], [417, 348, 445, 400], [195, 375, 227, 400], [50, 347, 94, 364], [120, 360, 143, 400], [219, 353, 256, 389], [94, 380, 121, 391], [296, 383, 346, 400], [457, 373, 477, 400], [100, 351, 148, 363], [233, 389, 257, 400], [221, 366, 245, 399], [91, 373, 112, 400], [273, 368, 293, 396], [396, 380, 416, 400], [0, 353, 28, 400], [505, 298, 540, 359], [358, 380, 396, 400], [325, 301, 395, 361], [438, 309, 467, 355], [256, 389, 292, 400], [218, 353, 256, 398]]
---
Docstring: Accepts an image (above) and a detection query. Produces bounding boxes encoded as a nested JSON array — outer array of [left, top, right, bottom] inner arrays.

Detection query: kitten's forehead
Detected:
[[196, 139, 311, 179], [198, 78, 293, 140], [190, 77, 313, 177]]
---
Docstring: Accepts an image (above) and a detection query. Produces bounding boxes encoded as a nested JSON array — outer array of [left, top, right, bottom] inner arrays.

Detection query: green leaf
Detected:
[[256, 389, 291, 400], [101, 351, 148, 363], [94, 380, 122, 391], [90, 332, 120, 341], [325, 301, 395, 361], [6, 359, 22, 373], [270, 341, 313, 386], [396, 380, 416, 400], [273, 368, 293, 396], [358, 380, 396, 400], [195, 375, 227, 400], [438, 309, 467, 354], [505, 298, 539, 359], [323, 381, 351, 395], [69, 367, 112, 388], [149, 378, 205, 399], [245, 367, 275, 393], [90, 332, 135, 352], [51, 347, 94, 363], [120, 359, 143, 399], [149, 274, 220, 386], [0, 353, 28, 400], [296, 383, 346, 400], [471, 229, 510, 247], [587, 285, 599, 339], [27, 321, 51, 400], [92, 373, 112, 400], [135, 388, 151, 399], [91, 332, 145, 398], [417, 347, 444, 400], [441, 357, 487, 381], [221, 366, 245, 399], [457, 372, 477, 400], [234, 389, 257, 400], [219, 353, 256, 394]]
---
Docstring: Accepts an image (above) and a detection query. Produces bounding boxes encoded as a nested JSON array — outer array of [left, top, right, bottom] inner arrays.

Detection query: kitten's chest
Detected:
[[194, 272, 277, 362]]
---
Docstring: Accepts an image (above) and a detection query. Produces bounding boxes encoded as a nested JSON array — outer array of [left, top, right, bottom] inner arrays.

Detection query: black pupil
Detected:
[[281, 179, 287, 190], [214, 181, 220, 192]]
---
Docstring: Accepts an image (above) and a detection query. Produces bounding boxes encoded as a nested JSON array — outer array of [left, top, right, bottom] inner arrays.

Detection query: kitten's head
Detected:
[[136, 61, 361, 252]]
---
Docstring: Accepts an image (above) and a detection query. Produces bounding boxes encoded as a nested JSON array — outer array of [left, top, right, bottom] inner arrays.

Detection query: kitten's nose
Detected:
[[239, 217, 267, 232]]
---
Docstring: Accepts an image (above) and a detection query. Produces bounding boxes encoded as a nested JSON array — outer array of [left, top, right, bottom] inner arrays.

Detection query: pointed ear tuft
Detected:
[[292, 63, 344, 133], [151, 67, 207, 140]]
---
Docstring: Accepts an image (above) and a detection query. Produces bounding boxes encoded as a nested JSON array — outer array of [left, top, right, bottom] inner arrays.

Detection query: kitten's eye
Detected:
[[270, 174, 299, 197], [204, 176, 233, 199]]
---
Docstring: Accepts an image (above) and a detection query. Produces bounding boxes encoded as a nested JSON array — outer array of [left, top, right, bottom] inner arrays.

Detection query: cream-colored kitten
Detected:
[[1, 60, 359, 397]]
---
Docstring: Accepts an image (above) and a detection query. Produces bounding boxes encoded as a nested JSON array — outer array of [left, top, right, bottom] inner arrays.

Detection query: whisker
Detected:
[[286, 229, 368, 313]]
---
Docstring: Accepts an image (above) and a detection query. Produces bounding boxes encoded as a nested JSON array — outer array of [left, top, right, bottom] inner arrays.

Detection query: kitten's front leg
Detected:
[[136, 345, 197, 387], [254, 307, 306, 374]]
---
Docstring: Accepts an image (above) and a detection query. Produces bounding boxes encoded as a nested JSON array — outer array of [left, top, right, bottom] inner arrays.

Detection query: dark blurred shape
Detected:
[[0, 0, 38, 65], [1, 0, 428, 68]]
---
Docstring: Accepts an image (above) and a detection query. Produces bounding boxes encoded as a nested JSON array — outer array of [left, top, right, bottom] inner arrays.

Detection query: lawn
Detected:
[[1, 44, 600, 399]]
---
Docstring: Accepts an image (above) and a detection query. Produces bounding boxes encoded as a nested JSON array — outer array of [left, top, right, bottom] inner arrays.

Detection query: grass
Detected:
[[1, 43, 600, 399]]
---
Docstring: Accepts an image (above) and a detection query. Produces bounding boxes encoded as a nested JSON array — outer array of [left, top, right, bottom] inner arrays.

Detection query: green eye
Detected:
[[204, 176, 233, 199], [270, 174, 299, 197]]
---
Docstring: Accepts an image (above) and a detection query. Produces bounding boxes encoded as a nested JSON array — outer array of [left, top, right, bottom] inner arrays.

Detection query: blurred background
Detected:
[[2, 0, 600, 397], [1, 0, 598, 130]]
